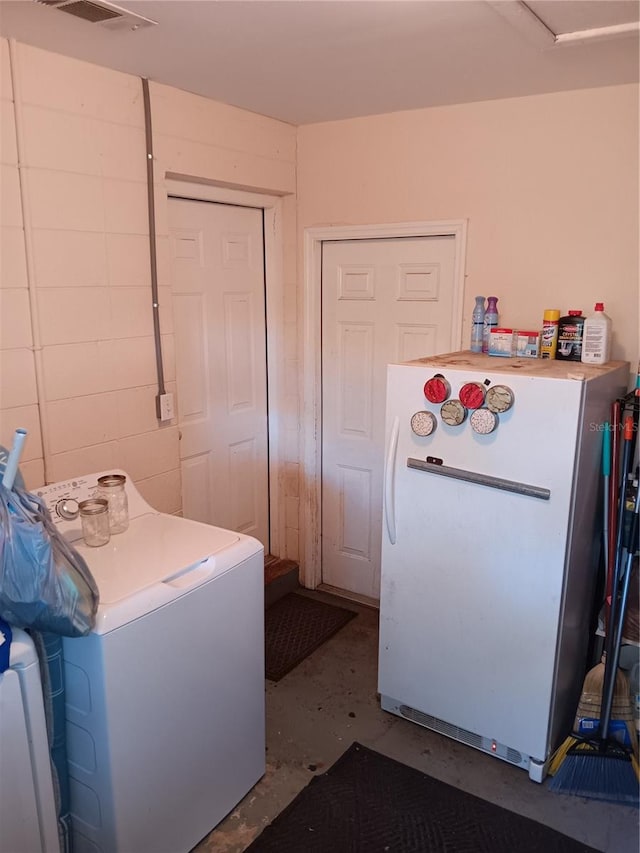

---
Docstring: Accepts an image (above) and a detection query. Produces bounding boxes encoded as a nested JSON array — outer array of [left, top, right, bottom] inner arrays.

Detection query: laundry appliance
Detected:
[[0, 627, 60, 852], [378, 351, 628, 781], [37, 471, 265, 852]]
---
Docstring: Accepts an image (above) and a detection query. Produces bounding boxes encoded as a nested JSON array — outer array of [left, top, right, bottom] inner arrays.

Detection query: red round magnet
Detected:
[[459, 382, 486, 410], [423, 374, 451, 404]]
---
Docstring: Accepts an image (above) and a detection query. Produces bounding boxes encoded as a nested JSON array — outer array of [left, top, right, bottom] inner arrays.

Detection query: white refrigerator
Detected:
[[378, 351, 628, 781]]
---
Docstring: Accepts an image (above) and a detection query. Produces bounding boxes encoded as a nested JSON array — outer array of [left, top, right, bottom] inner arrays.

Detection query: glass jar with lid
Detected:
[[97, 474, 129, 534], [79, 498, 111, 547]]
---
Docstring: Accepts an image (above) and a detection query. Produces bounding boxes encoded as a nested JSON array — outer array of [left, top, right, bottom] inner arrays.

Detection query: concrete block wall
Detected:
[[0, 40, 299, 557]]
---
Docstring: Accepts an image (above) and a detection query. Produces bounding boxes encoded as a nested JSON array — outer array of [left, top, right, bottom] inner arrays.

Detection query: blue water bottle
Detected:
[[470, 296, 485, 353]]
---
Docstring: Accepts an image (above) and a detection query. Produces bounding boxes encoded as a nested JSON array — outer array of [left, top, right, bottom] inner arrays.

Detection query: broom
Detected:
[[548, 422, 620, 775], [572, 422, 635, 750], [548, 443, 639, 803]]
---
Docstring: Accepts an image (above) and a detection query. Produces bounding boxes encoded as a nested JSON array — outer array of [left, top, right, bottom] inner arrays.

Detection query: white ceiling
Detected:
[[0, 0, 638, 125]]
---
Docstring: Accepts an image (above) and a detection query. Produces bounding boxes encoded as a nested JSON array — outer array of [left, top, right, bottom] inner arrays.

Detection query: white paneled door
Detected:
[[321, 236, 457, 599], [169, 198, 269, 549]]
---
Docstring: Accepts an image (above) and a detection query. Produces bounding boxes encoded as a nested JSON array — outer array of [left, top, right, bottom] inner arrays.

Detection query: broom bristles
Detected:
[[548, 735, 579, 776], [547, 744, 640, 804], [574, 658, 633, 724]]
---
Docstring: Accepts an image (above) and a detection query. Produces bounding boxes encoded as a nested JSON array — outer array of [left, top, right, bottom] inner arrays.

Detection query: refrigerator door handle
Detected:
[[406, 458, 551, 500], [384, 416, 400, 544]]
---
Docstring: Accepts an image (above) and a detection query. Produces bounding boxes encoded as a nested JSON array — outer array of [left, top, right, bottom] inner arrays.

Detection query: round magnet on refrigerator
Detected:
[[410, 410, 437, 437], [470, 407, 498, 434], [423, 374, 451, 404], [459, 382, 486, 409], [440, 399, 467, 427], [486, 384, 514, 413]]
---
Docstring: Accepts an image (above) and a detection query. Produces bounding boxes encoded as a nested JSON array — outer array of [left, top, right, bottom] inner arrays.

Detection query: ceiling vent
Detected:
[[34, 0, 157, 31]]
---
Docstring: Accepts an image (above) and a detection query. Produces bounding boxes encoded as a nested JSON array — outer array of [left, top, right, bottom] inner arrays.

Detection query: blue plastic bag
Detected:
[[0, 484, 98, 637]]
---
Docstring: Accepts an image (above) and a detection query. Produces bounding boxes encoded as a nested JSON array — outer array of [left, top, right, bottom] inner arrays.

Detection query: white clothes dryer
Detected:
[[0, 627, 60, 853], [37, 471, 265, 853]]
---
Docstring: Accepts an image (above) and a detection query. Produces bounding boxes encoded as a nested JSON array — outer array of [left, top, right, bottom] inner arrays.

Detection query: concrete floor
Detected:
[[193, 591, 639, 853]]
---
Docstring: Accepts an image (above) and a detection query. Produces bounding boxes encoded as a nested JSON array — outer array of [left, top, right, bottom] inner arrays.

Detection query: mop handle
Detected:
[[602, 424, 611, 579], [600, 484, 640, 741], [607, 401, 621, 611], [601, 425, 611, 633], [600, 415, 633, 722], [1, 428, 27, 490], [613, 417, 633, 581]]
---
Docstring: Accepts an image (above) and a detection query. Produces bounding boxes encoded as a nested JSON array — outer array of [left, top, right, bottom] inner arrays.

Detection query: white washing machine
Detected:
[[37, 471, 265, 853], [0, 627, 60, 853]]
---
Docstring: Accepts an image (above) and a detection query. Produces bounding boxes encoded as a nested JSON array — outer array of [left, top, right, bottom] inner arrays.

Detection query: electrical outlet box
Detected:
[[157, 393, 175, 422]]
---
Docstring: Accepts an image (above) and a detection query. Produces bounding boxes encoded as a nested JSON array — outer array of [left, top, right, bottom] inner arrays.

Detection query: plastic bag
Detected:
[[0, 484, 99, 637]]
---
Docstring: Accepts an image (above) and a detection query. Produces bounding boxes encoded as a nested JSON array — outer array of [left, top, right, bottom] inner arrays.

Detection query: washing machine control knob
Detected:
[[56, 498, 79, 520]]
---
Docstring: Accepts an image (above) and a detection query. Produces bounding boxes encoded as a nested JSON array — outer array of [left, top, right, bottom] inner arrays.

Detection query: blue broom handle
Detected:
[[602, 425, 611, 479]]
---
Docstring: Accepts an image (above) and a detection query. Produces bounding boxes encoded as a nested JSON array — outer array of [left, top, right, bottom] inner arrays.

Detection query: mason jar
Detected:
[[97, 474, 129, 534], [79, 498, 111, 547]]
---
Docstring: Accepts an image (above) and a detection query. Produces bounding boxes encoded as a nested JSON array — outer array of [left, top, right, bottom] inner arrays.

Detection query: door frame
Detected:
[[166, 176, 285, 558], [301, 220, 468, 590]]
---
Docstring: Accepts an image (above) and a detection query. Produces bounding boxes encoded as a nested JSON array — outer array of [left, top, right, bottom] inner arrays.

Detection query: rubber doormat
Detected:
[[265, 593, 357, 681], [245, 742, 603, 853]]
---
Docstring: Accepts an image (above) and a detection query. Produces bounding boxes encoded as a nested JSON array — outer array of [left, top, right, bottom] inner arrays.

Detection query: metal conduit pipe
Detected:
[[9, 39, 52, 484], [141, 77, 167, 417]]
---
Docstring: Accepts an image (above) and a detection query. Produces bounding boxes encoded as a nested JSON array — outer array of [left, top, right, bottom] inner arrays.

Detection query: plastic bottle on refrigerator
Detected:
[[482, 296, 499, 354], [470, 296, 486, 353], [581, 303, 612, 365]]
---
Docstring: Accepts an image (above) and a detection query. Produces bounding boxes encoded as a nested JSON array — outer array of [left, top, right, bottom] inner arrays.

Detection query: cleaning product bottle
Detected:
[[482, 296, 499, 354], [470, 296, 485, 353], [581, 302, 612, 365], [540, 309, 560, 359], [556, 310, 585, 362]]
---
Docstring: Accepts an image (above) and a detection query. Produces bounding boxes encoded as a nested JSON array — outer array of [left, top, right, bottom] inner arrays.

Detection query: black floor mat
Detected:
[[245, 742, 603, 853], [265, 593, 357, 681]]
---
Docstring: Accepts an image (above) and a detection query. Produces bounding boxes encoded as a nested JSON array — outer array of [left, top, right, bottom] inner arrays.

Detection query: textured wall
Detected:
[[297, 84, 639, 368], [6, 38, 635, 566], [0, 40, 298, 558]]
